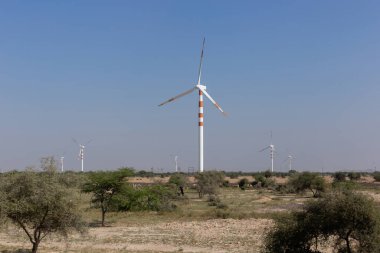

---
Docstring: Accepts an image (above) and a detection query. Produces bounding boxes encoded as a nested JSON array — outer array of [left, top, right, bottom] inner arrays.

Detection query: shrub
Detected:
[[168, 173, 188, 196], [253, 174, 276, 189], [58, 171, 87, 188], [373, 172, 380, 182], [168, 173, 187, 187], [264, 191, 380, 253], [222, 180, 230, 187], [287, 172, 326, 197], [264, 170, 272, 178], [275, 184, 293, 194], [214, 209, 230, 219], [332, 180, 358, 192], [334, 171, 347, 182], [216, 202, 228, 209], [207, 195, 221, 206], [238, 178, 249, 190], [347, 171, 361, 181], [115, 184, 177, 212], [195, 171, 225, 198]]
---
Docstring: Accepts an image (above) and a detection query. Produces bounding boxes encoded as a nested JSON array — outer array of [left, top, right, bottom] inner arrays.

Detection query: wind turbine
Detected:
[[169, 154, 179, 172], [56, 151, 66, 172], [60, 155, 65, 172], [259, 132, 276, 172], [174, 155, 179, 172], [73, 139, 92, 172], [284, 154, 295, 171], [158, 38, 227, 173]]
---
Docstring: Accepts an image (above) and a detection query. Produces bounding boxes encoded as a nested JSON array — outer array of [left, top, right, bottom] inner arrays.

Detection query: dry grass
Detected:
[[1, 179, 380, 253], [0, 187, 309, 253]]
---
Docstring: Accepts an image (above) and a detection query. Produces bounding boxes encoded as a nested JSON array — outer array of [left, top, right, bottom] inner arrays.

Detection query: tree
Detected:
[[264, 191, 380, 253], [264, 170, 273, 178], [82, 168, 134, 226], [195, 171, 224, 198], [168, 173, 188, 196], [114, 184, 177, 212], [0, 169, 84, 253], [347, 172, 361, 181], [373, 172, 380, 182], [288, 172, 326, 197], [40, 156, 57, 174], [238, 178, 249, 190], [334, 171, 347, 182], [253, 174, 276, 188]]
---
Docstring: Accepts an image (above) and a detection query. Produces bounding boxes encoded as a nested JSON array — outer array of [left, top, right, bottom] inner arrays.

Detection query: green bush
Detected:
[[287, 172, 326, 197], [214, 209, 230, 219], [347, 171, 361, 181], [207, 195, 221, 206], [238, 178, 249, 190], [332, 180, 358, 192], [114, 184, 177, 212], [264, 191, 380, 253], [373, 172, 380, 182], [195, 171, 225, 198], [264, 170, 272, 178], [168, 173, 187, 187], [253, 174, 276, 189], [216, 202, 228, 209], [222, 180, 230, 187], [275, 184, 293, 194], [334, 171, 347, 182]]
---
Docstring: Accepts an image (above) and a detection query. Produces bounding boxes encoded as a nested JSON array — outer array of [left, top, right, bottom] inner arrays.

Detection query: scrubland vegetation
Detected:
[[1, 158, 380, 252]]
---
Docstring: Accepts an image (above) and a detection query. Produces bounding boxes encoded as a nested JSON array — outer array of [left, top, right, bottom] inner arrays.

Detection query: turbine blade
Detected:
[[197, 37, 206, 85], [198, 86, 227, 116], [72, 138, 79, 146], [158, 87, 196, 107], [85, 139, 93, 146], [259, 146, 270, 152]]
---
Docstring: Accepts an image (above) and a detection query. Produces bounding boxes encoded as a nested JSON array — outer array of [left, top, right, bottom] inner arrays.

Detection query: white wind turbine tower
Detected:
[[56, 151, 66, 172], [159, 38, 227, 173], [284, 154, 295, 171], [259, 132, 276, 172], [73, 139, 92, 172], [60, 155, 65, 172], [174, 155, 179, 172]]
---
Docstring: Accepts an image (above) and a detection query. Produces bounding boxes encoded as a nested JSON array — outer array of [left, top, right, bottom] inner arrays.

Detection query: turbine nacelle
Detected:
[[196, 84, 207, 90]]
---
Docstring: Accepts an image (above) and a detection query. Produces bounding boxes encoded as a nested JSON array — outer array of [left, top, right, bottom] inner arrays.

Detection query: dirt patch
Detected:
[[0, 219, 273, 253]]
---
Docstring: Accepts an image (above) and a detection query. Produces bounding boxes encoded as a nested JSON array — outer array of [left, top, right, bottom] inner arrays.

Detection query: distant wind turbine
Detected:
[[259, 132, 276, 172], [174, 155, 178, 172], [284, 154, 295, 171], [55, 151, 66, 172], [60, 154, 65, 172], [170, 154, 179, 172], [73, 138, 92, 172], [158, 38, 227, 173]]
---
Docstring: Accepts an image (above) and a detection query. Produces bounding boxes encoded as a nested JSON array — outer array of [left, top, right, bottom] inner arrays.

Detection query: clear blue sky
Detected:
[[0, 1, 379, 172]]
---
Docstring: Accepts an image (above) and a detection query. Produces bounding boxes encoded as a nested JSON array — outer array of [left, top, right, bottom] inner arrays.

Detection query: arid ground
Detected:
[[1, 176, 379, 253]]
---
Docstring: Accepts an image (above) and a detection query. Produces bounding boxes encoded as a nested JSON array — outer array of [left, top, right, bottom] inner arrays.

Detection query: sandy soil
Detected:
[[129, 176, 288, 186], [0, 218, 273, 253]]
